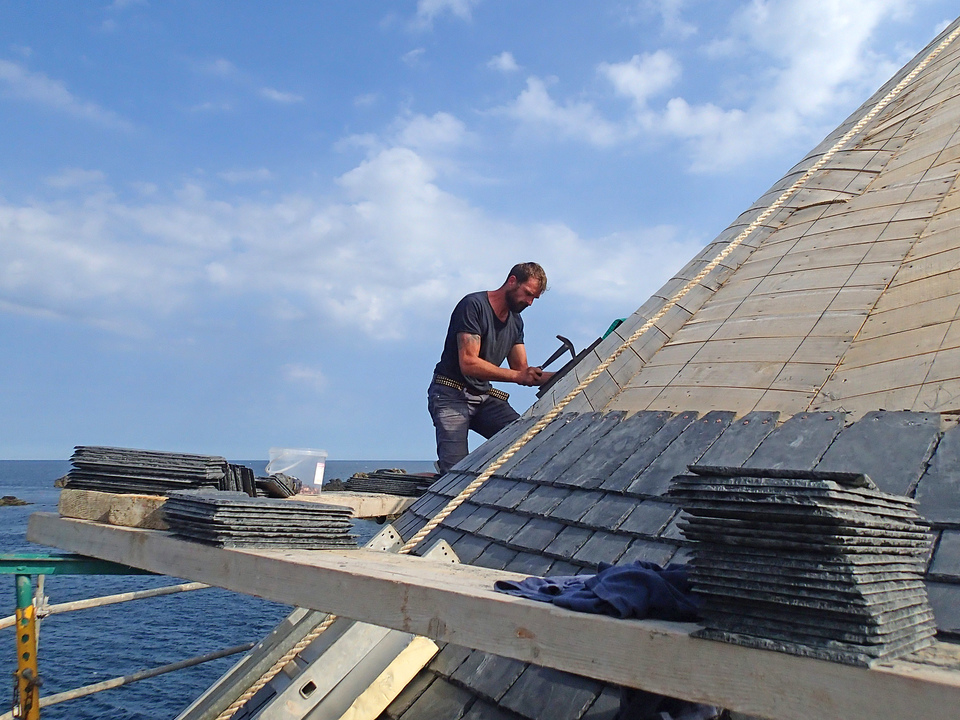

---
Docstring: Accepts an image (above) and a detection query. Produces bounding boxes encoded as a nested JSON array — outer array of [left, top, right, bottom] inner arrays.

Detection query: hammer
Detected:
[[540, 335, 576, 370]]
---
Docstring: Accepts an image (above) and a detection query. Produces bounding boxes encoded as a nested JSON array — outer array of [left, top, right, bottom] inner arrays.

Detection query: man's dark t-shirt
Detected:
[[434, 291, 524, 394]]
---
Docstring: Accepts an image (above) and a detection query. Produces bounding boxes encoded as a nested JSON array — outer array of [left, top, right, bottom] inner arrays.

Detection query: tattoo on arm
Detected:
[[458, 333, 481, 353]]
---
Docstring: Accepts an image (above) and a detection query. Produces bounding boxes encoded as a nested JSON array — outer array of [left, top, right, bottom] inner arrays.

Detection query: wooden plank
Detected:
[[58, 489, 168, 530], [840, 323, 951, 369], [26, 514, 960, 720], [293, 492, 415, 520], [339, 636, 439, 720]]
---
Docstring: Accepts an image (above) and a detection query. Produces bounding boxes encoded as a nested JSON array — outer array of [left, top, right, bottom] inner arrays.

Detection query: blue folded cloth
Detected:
[[494, 560, 700, 621]]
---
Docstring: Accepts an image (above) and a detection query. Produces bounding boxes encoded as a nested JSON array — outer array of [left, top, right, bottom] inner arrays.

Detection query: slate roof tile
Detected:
[[929, 530, 960, 581], [547, 559, 587, 576], [925, 581, 960, 639], [448, 504, 499, 534], [659, 513, 688, 543], [618, 538, 681, 567], [460, 700, 520, 720], [510, 517, 566, 553], [448, 534, 491, 565], [744, 411, 846, 470], [554, 411, 672, 488], [814, 410, 940, 495], [459, 417, 538, 472], [417, 526, 464, 554], [579, 686, 623, 720], [579, 493, 638, 530], [515, 484, 572, 515], [451, 651, 527, 703], [493, 413, 580, 476], [443, 502, 484, 531], [600, 411, 698, 492], [550, 490, 605, 523], [393, 512, 427, 542], [572, 530, 632, 567], [499, 665, 602, 720], [409, 493, 449, 520], [495, 480, 537, 509], [431, 472, 474, 497], [471, 478, 523, 507], [695, 410, 780, 468], [618, 500, 678, 537], [429, 644, 474, 677], [397, 676, 475, 720], [384, 672, 439, 719], [505, 413, 596, 479], [914, 423, 960, 527], [545, 525, 594, 561], [477, 511, 530, 543], [504, 551, 556, 576], [530, 412, 625, 484], [627, 410, 735, 496], [473, 542, 519, 570]]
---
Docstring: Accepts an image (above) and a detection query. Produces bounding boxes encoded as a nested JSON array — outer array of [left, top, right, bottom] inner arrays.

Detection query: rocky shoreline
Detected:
[[1, 495, 29, 506]]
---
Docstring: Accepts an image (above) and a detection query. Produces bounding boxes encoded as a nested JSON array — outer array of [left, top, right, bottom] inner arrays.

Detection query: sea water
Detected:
[[0, 459, 433, 720]]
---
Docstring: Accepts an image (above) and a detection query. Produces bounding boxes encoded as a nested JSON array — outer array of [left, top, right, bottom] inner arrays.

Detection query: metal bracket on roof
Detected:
[[243, 539, 456, 720], [366, 524, 403, 552]]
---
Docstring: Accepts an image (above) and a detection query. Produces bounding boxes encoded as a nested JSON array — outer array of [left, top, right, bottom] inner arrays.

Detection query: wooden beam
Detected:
[[27, 513, 960, 720], [295, 491, 415, 519]]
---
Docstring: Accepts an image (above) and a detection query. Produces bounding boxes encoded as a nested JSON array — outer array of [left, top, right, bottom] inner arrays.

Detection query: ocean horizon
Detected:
[[0, 458, 434, 720]]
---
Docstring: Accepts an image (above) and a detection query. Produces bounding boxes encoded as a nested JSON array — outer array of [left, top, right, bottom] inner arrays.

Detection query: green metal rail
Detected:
[[1, 553, 247, 720]]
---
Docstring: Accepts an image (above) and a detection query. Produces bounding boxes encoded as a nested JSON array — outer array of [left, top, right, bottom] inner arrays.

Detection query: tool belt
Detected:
[[433, 374, 510, 402]]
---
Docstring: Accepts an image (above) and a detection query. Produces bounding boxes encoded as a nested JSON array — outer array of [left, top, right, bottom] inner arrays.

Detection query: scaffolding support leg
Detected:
[[14, 575, 40, 720]]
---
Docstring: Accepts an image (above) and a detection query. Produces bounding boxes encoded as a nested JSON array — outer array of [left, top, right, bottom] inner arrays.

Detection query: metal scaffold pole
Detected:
[[13, 574, 40, 720]]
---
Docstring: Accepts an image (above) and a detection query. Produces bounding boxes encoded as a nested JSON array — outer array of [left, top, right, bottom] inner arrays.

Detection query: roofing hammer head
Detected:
[[541, 335, 576, 369]]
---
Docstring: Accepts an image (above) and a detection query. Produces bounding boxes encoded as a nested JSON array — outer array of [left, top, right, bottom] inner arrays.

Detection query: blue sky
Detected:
[[0, 1, 955, 461]]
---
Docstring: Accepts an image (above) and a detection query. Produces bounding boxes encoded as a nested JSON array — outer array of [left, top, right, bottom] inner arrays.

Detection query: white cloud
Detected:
[[189, 100, 233, 113], [393, 111, 469, 150], [354, 93, 379, 107], [402, 47, 426, 66], [283, 363, 327, 391], [199, 58, 238, 78], [498, 0, 923, 171], [502, 77, 624, 146], [260, 87, 304, 103], [413, 0, 480, 28], [599, 50, 680, 107], [218, 168, 274, 184], [646, 0, 697, 39], [487, 51, 519, 73], [0, 145, 688, 341], [45, 168, 108, 189], [0, 60, 132, 130]]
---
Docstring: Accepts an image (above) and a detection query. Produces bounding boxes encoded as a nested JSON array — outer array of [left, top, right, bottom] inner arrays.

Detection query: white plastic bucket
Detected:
[[266, 448, 328, 487]]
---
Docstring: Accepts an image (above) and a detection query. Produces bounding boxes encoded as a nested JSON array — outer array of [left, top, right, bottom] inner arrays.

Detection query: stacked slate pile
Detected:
[[343, 469, 436, 497], [256, 473, 302, 498], [668, 465, 937, 666], [223, 463, 258, 496], [164, 490, 356, 549], [65, 446, 230, 495]]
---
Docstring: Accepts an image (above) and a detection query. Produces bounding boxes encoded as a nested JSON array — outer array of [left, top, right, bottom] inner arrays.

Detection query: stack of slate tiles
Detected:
[[164, 490, 357, 549], [344, 469, 436, 497], [668, 465, 937, 666], [65, 446, 234, 495], [256, 473, 302, 498]]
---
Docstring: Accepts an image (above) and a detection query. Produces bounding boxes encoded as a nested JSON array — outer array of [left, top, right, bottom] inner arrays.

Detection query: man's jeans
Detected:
[[427, 382, 520, 474]]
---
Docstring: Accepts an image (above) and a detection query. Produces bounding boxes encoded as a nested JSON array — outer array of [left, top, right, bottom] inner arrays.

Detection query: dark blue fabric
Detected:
[[494, 561, 700, 621]]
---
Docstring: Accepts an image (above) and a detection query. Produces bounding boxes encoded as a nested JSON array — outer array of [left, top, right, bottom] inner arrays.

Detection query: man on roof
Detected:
[[429, 262, 554, 474]]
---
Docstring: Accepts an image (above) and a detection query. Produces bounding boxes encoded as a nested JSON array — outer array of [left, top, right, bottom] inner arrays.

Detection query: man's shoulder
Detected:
[[452, 291, 491, 323]]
